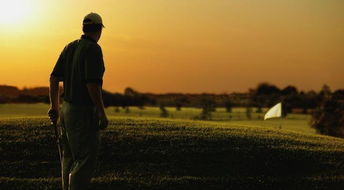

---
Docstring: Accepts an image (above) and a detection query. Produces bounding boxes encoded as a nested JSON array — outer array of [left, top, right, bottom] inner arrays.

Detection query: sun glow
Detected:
[[0, 0, 33, 27]]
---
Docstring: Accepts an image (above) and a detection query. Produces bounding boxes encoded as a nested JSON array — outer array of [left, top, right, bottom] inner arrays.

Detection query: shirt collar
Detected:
[[81, 35, 97, 43]]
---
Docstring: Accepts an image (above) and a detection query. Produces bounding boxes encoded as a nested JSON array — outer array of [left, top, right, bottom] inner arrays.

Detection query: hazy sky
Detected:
[[0, 0, 343, 93]]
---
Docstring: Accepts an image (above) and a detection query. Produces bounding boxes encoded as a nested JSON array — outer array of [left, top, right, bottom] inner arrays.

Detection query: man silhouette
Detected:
[[48, 12, 108, 190]]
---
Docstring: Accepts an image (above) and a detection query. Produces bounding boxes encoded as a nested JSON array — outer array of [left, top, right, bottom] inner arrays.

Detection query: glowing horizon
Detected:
[[0, 0, 343, 93]]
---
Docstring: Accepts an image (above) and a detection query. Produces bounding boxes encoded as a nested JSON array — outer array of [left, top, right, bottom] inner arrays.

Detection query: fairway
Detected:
[[0, 116, 344, 190], [0, 103, 314, 135]]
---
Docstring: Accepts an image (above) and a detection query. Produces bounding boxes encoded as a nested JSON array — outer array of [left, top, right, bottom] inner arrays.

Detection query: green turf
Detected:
[[0, 117, 343, 190], [0, 104, 314, 135], [0, 103, 49, 118]]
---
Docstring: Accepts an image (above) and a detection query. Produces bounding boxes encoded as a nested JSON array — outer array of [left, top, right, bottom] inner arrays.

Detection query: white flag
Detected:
[[264, 102, 282, 120]]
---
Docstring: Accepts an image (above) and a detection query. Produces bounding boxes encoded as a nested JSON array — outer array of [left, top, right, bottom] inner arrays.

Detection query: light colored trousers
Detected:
[[60, 101, 100, 190]]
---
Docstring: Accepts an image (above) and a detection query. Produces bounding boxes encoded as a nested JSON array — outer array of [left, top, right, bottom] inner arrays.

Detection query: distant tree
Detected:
[[281, 85, 298, 96], [311, 90, 344, 138], [0, 96, 9, 104], [255, 83, 280, 96], [42, 95, 50, 104], [319, 84, 331, 97], [281, 94, 299, 117], [295, 91, 319, 114], [246, 106, 253, 120], [318, 84, 332, 104], [176, 104, 182, 111], [200, 97, 216, 112], [224, 99, 233, 113], [0, 85, 20, 97], [124, 87, 139, 96], [102, 90, 115, 107], [196, 96, 215, 120], [175, 98, 183, 111], [251, 82, 281, 108], [306, 91, 320, 112], [16, 94, 40, 103], [160, 105, 169, 118], [122, 87, 153, 108], [175, 96, 190, 111], [281, 85, 298, 117], [200, 106, 212, 120]]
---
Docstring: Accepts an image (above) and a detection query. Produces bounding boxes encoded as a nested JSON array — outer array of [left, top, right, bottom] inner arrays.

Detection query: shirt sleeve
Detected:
[[84, 44, 105, 85], [51, 46, 67, 81]]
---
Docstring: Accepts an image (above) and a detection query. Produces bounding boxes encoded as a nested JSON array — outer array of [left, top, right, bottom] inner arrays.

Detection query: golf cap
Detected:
[[83, 12, 104, 27]]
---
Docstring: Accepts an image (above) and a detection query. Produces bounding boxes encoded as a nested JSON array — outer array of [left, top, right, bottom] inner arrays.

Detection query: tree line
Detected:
[[1, 83, 343, 138], [0, 83, 338, 113]]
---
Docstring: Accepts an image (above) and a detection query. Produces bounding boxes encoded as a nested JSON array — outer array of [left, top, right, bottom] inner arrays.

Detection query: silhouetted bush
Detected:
[[159, 105, 169, 118], [199, 107, 212, 120], [225, 99, 233, 113], [311, 90, 344, 138], [197, 97, 217, 120], [114, 107, 120, 113], [200, 97, 216, 112], [246, 106, 253, 120], [251, 83, 281, 108]]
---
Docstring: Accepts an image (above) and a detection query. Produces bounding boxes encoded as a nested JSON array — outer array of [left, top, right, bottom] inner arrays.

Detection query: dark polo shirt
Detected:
[[51, 35, 105, 105]]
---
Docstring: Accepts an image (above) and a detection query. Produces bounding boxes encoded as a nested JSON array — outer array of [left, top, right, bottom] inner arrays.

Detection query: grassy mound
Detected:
[[0, 117, 343, 190]]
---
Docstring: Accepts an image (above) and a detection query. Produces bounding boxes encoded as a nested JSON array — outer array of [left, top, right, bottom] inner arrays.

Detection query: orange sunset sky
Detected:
[[0, 0, 343, 93]]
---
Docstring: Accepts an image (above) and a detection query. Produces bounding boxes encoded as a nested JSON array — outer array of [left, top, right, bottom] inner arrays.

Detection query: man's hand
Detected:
[[98, 111, 108, 130], [48, 108, 59, 125]]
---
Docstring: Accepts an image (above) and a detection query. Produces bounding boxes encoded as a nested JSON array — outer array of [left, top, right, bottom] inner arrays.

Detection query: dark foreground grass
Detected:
[[0, 117, 344, 190]]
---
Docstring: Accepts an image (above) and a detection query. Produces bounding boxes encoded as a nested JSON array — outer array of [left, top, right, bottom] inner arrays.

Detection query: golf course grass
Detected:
[[0, 103, 313, 134], [1, 116, 343, 190]]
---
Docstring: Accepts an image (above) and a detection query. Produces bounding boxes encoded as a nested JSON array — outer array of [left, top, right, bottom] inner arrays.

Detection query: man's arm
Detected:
[[49, 44, 67, 124], [48, 75, 60, 124], [87, 83, 108, 129]]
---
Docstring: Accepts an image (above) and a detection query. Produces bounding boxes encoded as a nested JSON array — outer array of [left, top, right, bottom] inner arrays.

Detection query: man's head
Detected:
[[82, 12, 104, 42]]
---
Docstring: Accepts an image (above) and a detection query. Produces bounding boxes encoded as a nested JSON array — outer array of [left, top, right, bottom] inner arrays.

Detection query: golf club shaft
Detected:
[[52, 121, 62, 163]]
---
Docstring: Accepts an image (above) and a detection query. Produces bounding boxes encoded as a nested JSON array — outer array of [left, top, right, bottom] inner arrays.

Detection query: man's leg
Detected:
[[68, 143, 99, 190], [63, 103, 100, 190], [60, 104, 74, 190], [62, 132, 74, 190]]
